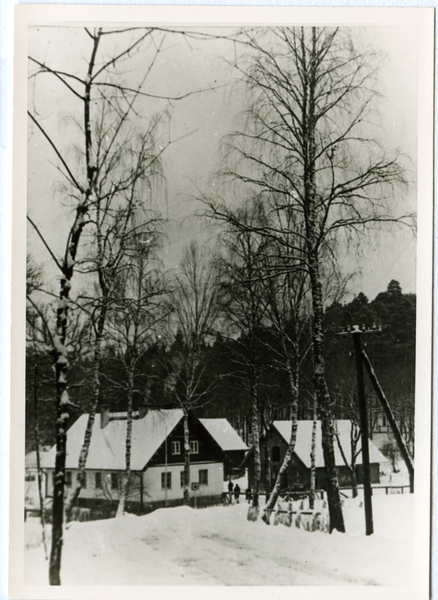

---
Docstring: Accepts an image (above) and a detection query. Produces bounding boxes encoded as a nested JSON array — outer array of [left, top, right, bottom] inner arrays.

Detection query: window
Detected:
[[95, 472, 102, 489], [272, 446, 281, 462], [199, 469, 208, 486], [180, 471, 185, 488], [82, 472, 87, 488], [171, 441, 181, 455], [190, 440, 199, 454], [111, 473, 119, 490], [161, 472, 172, 489]]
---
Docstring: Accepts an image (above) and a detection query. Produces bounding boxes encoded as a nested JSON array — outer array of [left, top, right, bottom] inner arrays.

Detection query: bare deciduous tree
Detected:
[[64, 113, 166, 523], [258, 211, 312, 523], [163, 242, 222, 505], [28, 26, 198, 584], [104, 231, 167, 516], [205, 26, 411, 533], [216, 204, 273, 520]]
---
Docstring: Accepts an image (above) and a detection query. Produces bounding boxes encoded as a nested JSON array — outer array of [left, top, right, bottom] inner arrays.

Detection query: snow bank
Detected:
[[24, 493, 413, 586], [24, 519, 51, 551]]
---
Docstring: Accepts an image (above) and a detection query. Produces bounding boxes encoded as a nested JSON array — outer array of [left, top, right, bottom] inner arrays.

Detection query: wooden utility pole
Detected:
[[351, 325, 374, 536], [340, 320, 415, 533], [361, 350, 414, 493]]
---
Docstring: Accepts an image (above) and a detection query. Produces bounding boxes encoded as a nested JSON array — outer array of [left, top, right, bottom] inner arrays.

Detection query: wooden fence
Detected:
[[229, 484, 412, 506], [339, 484, 411, 496], [224, 489, 325, 505]]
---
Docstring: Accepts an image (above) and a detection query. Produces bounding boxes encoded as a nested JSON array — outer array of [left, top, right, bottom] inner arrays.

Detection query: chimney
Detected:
[[100, 405, 110, 429], [139, 404, 148, 419]]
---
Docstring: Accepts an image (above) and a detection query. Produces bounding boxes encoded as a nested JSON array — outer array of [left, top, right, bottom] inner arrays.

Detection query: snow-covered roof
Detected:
[[199, 419, 248, 452], [42, 409, 184, 471], [272, 420, 388, 468], [25, 450, 50, 469]]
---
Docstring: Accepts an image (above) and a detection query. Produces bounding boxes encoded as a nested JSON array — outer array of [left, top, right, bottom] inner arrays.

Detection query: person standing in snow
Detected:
[[228, 480, 234, 504], [234, 484, 241, 503]]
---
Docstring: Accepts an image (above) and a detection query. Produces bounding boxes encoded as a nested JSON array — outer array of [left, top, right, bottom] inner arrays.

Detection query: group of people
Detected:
[[227, 480, 241, 503], [225, 480, 254, 505]]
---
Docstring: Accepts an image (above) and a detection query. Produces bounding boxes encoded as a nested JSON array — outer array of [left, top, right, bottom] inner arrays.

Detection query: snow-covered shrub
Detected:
[[247, 505, 260, 522], [291, 497, 329, 533], [311, 511, 329, 533], [70, 507, 92, 522], [273, 502, 288, 526], [294, 512, 302, 530], [285, 502, 293, 527]]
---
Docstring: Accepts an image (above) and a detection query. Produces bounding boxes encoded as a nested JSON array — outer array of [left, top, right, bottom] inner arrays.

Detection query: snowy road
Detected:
[[24, 494, 413, 586]]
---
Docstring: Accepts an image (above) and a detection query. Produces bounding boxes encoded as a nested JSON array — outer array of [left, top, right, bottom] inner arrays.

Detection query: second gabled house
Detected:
[[246, 419, 388, 492]]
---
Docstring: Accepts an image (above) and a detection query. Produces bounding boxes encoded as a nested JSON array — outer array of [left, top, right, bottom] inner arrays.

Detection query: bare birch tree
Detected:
[[309, 396, 318, 509], [63, 110, 166, 523], [104, 231, 167, 516], [334, 421, 361, 498], [163, 242, 222, 505], [205, 26, 410, 532], [216, 205, 270, 520], [28, 26, 205, 583], [258, 214, 313, 523]]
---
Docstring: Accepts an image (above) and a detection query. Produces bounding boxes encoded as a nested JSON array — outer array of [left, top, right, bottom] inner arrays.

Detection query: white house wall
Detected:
[[143, 462, 224, 502], [46, 462, 224, 504], [45, 469, 142, 503]]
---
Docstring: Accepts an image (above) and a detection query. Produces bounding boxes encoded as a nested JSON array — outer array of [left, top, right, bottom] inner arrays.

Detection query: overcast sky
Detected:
[[27, 24, 418, 301]]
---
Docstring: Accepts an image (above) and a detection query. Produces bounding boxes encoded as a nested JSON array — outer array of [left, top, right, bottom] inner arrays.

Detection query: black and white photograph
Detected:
[[9, 5, 433, 599]]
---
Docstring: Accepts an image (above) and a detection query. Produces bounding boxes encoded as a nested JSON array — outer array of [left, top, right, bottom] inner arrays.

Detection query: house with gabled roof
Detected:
[[198, 418, 248, 479], [41, 408, 248, 512], [246, 419, 388, 492]]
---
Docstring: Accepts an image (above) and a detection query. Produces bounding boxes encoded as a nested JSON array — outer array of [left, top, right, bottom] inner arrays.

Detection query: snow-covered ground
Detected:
[[24, 491, 413, 586]]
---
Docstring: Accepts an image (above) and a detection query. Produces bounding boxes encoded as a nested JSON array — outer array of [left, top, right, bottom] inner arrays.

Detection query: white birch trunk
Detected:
[[117, 361, 135, 516], [309, 398, 317, 509], [248, 374, 261, 521], [183, 409, 191, 505], [262, 339, 299, 524]]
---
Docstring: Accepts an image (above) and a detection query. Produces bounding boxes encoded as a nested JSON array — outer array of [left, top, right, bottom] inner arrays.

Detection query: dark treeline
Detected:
[[26, 279, 415, 452], [324, 279, 416, 451]]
